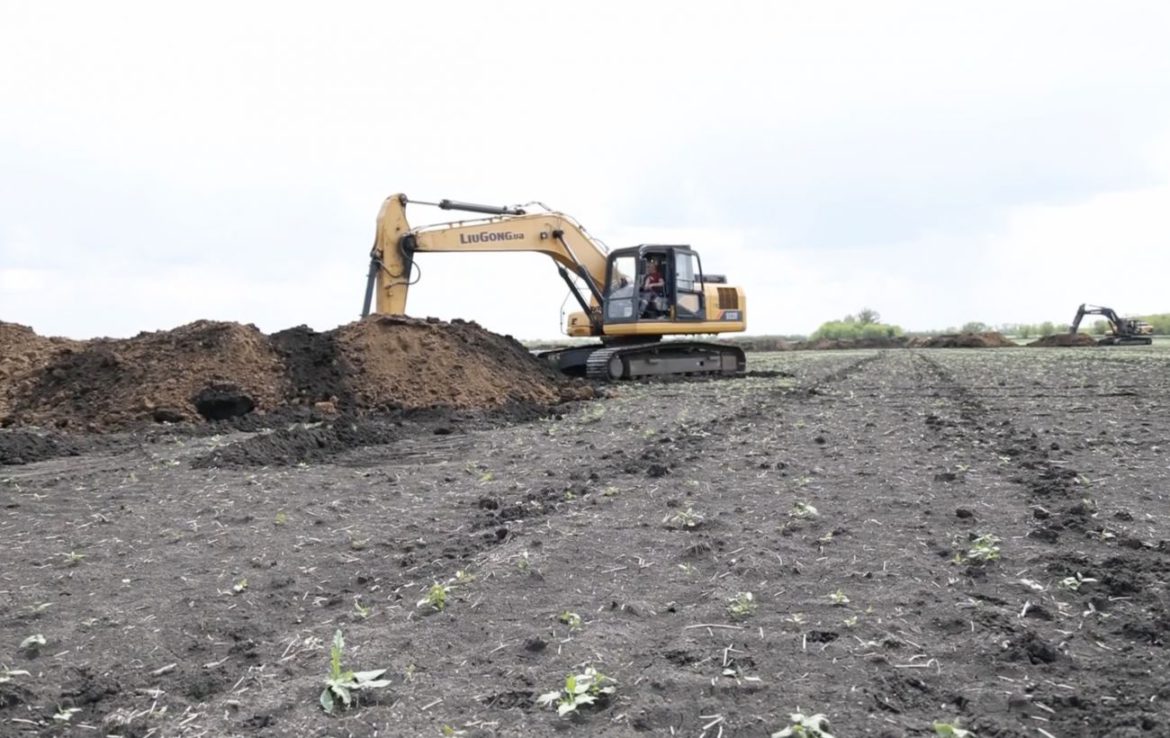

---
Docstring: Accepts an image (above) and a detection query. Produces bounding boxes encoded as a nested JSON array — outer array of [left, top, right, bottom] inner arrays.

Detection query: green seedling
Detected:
[[516, 551, 531, 572], [232, 578, 248, 594], [933, 720, 973, 737], [536, 666, 616, 716], [727, 592, 757, 620], [274, 511, 288, 526], [558, 611, 583, 630], [320, 630, 391, 714], [963, 534, 1001, 563], [665, 507, 704, 529], [61, 551, 86, 567], [772, 711, 835, 738], [417, 583, 451, 612], [353, 599, 372, 620], [453, 570, 475, 584], [828, 589, 850, 606], [1058, 572, 1098, 592], [790, 501, 819, 519]]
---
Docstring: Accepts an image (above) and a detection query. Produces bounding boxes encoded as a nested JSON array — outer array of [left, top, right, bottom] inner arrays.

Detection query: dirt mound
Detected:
[[336, 316, 566, 411], [1029, 333, 1098, 347], [3, 321, 287, 430], [1, 316, 578, 434], [793, 336, 909, 350], [0, 322, 81, 420], [910, 332, 1017, 348]]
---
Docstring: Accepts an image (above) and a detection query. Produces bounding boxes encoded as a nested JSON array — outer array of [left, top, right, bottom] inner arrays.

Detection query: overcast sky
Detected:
[[2, 1, 1169, 340]]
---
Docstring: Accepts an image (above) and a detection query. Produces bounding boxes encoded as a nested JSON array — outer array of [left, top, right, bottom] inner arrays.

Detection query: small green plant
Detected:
[[232, 578, 248, 594], [772, 711, 835, 738], [828, 589, 849, 606], [1058, 572, 1098, 591], [727, 592, 757, 620], [537, 666, 616, 716], [933, 720, 973, 737], [274, 511, 288, 526], [61, 551, 86, 567], [790, 501, 819, 519], [453, 570, 475, 585], [417, 583, 451, 612], [320, 630, 391, 714], [353, 598, 372, 619], [963, 534, 1001, 563], [665, 507, 704, 528], [558, 611, 583, 630]]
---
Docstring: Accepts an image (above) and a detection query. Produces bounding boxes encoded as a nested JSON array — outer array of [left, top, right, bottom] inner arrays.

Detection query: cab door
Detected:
[[601, 253, 639, 324], [671, 249, 706, 321]]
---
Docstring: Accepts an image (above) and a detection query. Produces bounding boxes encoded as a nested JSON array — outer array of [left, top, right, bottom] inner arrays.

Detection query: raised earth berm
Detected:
[[0, 316, 585, 432], [0, 322, 81, 420], [2, 320, 287, 430], [335, 315, 570, 411], [793, 336, 909, 350], [1029, 333, 1099, 347], [909, 331, 1017, 348]]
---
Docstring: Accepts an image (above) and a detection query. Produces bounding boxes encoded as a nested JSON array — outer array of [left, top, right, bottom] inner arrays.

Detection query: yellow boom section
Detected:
[[370, 194, 609, 318]]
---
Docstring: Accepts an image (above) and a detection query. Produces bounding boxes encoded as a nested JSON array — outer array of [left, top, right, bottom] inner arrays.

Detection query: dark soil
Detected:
[[909, 331, 1017, 348], [1029, 333, 1100, 347], [3, 348, 1169, 737], [0, 317, 578, 437]]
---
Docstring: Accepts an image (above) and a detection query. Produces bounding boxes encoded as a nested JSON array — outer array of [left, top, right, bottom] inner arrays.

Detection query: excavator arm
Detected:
[[363, 194, 610, 331]]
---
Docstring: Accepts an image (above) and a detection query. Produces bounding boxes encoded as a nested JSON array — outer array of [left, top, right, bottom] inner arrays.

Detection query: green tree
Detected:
[[960, 321, 988, 333], [856, 308, 880, 325]]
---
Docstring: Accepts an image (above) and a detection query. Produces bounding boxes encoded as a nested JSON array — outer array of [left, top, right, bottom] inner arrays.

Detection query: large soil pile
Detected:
[[3, 321, 286, 430], [336, 316, 564, 411], [0, 316, 576, 431], [909, 331, 1017, 348], [0, 322, 81, 420], [1029, 333, 1099, 347]]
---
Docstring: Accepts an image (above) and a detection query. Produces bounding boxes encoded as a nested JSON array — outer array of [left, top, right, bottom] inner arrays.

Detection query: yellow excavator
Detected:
[[361, 194, 747, 379]]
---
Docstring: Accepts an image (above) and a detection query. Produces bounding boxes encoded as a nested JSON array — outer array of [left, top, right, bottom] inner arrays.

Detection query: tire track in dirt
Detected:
[[912, 351, 1170, 737]]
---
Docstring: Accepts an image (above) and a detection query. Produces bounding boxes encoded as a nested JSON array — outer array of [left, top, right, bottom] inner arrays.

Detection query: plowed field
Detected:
[[3, 347, 1169, 737]]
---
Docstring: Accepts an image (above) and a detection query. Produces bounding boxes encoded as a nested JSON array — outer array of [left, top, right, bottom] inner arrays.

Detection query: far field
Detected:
[[2, 346, 1169, 737]]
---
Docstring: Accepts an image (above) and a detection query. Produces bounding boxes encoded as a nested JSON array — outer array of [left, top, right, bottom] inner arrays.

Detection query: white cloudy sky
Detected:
[[2, 1, 1169, 340]]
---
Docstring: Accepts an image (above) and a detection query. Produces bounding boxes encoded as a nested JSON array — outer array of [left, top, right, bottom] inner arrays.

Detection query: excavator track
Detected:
[[583, 341, 745, 381]]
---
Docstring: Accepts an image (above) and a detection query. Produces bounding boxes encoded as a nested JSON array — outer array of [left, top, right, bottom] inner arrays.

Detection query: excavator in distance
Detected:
[[361, 194, 748, 379], [1069, 303, 1154, 346]]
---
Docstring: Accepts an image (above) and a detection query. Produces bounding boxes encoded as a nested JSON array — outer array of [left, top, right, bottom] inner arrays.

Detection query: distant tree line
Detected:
[[810, 309, 903, 341]]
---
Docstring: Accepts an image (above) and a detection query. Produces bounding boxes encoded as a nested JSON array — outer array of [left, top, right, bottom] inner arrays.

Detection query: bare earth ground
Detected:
[[2, 348, 1169, 738]]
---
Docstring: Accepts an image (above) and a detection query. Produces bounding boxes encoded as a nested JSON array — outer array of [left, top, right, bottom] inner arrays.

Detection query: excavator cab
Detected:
[[602, 246, 707, 326]]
